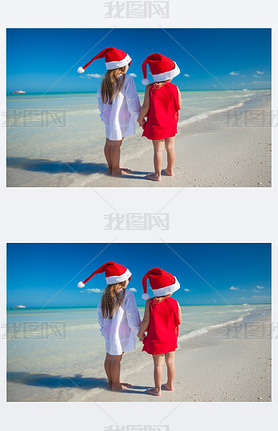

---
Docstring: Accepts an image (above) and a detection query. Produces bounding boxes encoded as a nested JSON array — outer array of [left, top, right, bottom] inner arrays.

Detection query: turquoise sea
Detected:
[[6, 88, 270, 186], [7, 303, 269, 376]]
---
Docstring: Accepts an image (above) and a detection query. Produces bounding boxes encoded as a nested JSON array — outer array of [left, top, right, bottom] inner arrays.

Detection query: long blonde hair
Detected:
[[101, 282, 126, 319], [101, 67, 126, 104]]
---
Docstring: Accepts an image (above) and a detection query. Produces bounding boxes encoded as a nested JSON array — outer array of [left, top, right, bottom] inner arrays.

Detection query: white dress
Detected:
[[97, 289, 141, 355], [97, 74, 141, 141]]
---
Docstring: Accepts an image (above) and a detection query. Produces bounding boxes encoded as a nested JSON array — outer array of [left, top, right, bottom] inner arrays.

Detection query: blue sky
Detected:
[[7, 29, 271, 93], [7, 243, 271, 308]]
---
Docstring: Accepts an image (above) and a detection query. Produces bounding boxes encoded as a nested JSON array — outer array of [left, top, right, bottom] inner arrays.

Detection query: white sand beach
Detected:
[[84, 308, 271, 402], [7, 307, 271, 402], [6, 91, 271, 188], [89, 99, 271, 188]]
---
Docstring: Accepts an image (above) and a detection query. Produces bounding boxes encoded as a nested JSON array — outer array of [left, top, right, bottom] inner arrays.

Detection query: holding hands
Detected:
[[137, 117, 145, 127], [137, 331, 146, 342]]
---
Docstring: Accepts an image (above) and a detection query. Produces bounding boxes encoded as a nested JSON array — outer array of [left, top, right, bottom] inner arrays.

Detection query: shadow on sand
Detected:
[[7, 157, 150, 179], [7, 372, 150, 394], [7, 157, 108, 175], [7, 371, 108, 390]]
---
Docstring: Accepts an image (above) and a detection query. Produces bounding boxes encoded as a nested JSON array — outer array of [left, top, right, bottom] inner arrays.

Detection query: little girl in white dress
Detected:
[[78, 261, 141, 391], [78, 47, 141, 176]]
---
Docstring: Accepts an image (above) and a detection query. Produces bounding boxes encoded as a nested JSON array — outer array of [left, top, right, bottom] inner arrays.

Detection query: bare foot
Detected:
[[161, 169, 174, 177], [120, 167, 133, 173], [120, 382, 133, 388], [111, 383, 124, 391], [112, 168, 126, 177], [145, 387, 161, 396], [111, 382, 132, 391], [162, 384, 174, 391], [145, 173, 161, 182]]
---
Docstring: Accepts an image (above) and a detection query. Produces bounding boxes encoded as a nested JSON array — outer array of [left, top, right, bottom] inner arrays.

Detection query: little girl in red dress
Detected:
[[137, 268, 182, 396], [137, 54, 182, 181]]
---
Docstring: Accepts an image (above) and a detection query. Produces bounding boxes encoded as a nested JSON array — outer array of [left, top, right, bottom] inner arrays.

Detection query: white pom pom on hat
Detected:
[[77, 67, 85, 74], [142, 293, 150, 300], [78, 281, 85, 288], [142, 78, 150, 85]]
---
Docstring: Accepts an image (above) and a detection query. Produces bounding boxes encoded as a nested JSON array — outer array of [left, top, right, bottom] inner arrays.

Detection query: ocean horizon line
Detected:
[[6, 88, 271, 96], [7, 303, 271, 310]]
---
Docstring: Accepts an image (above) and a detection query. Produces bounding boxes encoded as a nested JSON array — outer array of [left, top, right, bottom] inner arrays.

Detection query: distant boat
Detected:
[[13, 90, 26, 94], [242, 89, 248, 92], [13, 305, 26, 309]]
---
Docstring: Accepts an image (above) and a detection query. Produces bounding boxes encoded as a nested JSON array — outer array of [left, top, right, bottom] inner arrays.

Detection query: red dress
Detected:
[[143, 297, 180, 355], [142, 82, 180, 140]]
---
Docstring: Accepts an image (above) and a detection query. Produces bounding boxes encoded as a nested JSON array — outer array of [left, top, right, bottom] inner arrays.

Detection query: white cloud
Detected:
[[184, 73, 190, 77], [184, 288, 190, 292], [256, 70, 264, 75], [85, 288, 102, 293], [82, 73, 102, 79], [256, 285, 264, 289], [129, 73, 137, 77], [230, 286, 239, 291], [129, 287, 137, 292], [229, 71, 240, 76]]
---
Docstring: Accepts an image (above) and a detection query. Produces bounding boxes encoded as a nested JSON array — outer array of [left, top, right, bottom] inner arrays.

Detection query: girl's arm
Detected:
[[125, 75, 141, 119], [177, 303, 182, 324], [97, 303, 109, 335], [125, 290, 141, 332], [177, 87, 182, 110], [97, 89, 104, 122], [137, 85, 150, 126], [137, 299, 150, 341]]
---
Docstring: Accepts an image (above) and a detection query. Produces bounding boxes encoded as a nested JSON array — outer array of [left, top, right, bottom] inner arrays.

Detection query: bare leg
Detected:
[[110, 140, 126, 176], [104, 138, 112, 172], [109, 353, 132, 390], [104, 353, 112, 387], [118, 137, 132, 173], [162, 137, 175, 176], [110, 354, 123, 390], [146, 354, 164, 396], [162, 351, 176, 391], [146, 140, 164, 181]]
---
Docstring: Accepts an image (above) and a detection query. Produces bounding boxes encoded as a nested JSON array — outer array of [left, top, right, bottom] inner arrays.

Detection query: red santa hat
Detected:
[[78, 262, 132, 288], [77, 47, 131, 74], [142, 268, 180, 300], [142, 53, 180, 85]]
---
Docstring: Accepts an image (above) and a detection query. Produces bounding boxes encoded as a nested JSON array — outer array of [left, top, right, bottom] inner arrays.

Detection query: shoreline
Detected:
[[86, 306, 272, 402], [7, 306, 271, 402], [7, 94, 271, 187]]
